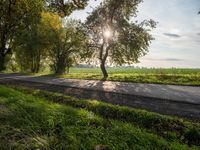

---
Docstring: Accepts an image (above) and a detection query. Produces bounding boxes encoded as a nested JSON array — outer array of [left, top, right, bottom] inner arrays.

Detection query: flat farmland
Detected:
[[57, 67, 200, 86]]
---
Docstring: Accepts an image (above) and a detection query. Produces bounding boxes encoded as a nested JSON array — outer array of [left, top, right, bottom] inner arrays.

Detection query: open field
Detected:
[[59, 67, 200, 86], [0, 85, 200, 149]]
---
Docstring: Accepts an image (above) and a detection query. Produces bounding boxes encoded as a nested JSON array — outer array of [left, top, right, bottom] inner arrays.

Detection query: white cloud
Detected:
[[135, 0, 200, 67]]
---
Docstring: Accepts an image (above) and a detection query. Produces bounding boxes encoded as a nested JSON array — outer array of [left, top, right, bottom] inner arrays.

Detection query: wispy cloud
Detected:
[[145, 58, 183, 62], [163, 33, 181, 38], [197, 33, 200, 36], [164, 58, 183, 61]]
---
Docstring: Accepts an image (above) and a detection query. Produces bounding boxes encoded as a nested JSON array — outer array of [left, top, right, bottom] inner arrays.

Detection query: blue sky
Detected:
[[70, 0, 200, 68]]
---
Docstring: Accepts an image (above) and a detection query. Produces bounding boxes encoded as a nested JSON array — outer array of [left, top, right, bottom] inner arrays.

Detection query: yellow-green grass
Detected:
[[0, 85, 200, 149], [59, 67, 200, 86]]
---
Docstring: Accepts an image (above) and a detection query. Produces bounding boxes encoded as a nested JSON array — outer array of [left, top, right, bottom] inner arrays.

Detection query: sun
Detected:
[[104, 29, 112, 38]]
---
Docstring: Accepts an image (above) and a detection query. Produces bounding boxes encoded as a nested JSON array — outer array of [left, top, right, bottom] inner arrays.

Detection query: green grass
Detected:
[[69, 67, 200, 75], [61, 67, 200, 86], [0, 85, 200, 149]]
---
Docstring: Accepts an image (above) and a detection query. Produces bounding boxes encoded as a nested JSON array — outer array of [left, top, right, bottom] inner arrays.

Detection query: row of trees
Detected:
[[14, 12, 87, 74], [0, 0, 156, 79], [0, 0, 88, 71]]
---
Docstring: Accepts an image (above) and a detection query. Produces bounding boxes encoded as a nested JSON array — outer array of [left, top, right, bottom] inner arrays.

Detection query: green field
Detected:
[[57, 67, 200, 86], [0, 85, 200, 149]]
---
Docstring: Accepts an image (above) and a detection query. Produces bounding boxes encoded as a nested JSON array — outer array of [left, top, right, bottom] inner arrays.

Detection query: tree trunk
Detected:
[[99, 42, 109, 80], [54, 58, 66, 75], [0, 53, 6, 71], [0, 34, 6, 71], [66, 66, 70, 74], [100, 60, 108, 80]]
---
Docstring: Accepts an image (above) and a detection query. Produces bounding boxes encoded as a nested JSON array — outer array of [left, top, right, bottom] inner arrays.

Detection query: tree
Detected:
[[0, 0, 89, 71], [15, 22, 47, 73], [14, 11, 66, 73], [85, 0, 156, 79], [0, 0, 44, 71], [48, 19, 87, 74]]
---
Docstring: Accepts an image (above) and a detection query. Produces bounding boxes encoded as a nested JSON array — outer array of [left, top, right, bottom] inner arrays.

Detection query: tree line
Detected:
[[0, 0, 156, 79]]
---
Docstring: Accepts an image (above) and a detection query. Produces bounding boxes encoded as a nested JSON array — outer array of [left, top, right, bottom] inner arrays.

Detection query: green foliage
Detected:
[[4, 55, 19, 72], [0, 85, 199, 149], [15, 26, 44, 73], [38, 11, 63, 41], [46, 0, 89, 17], [0, 0, 44, 71], [48, 19, 87, 74], [14, 11, 63, 73]]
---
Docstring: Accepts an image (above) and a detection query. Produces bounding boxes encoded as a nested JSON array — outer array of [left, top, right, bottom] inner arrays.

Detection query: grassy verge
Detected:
[[62, 68, 200, 86], [58, 73, 200, 86], [1, 85, 199, 149]]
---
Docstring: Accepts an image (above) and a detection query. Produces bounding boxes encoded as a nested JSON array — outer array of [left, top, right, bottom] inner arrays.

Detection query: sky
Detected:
[[70, 0, 200, 68]]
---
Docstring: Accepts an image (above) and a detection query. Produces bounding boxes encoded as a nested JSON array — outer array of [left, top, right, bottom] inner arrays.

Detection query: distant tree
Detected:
[[85, 0, 156, 79]]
